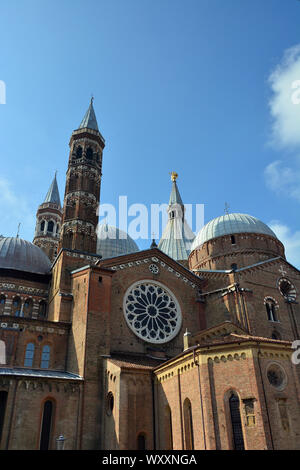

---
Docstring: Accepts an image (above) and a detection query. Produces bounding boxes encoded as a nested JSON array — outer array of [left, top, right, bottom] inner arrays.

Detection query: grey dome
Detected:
[[191, 213, 277, 251], [96, 224, 139, 259], [0, 237, 51, 274]]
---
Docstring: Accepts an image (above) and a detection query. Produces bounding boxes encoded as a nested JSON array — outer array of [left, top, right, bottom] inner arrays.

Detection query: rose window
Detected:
[[123, 281, 182, 343]]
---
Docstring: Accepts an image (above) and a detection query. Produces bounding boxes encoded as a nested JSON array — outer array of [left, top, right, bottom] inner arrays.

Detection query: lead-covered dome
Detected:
[[191, 213, 277, 251], [96, 224, 139, 259], [0, 237, 51, 274]]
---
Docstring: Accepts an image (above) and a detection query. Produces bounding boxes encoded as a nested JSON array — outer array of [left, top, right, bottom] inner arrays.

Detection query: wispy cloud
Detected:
[[265, 44, 300, 207], [269, 220, 300, 269], [268, 44, 300, 149], [264, 159, 300, 201], [0, 177, 34, 239]]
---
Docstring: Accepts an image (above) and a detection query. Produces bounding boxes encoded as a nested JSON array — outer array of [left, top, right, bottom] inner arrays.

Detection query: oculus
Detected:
[[123, 280, 182, 344], [278, 278, 297, 301]]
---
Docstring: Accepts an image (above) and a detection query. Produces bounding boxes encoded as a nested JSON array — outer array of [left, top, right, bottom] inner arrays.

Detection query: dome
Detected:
[[191, 213, 277, 251], [96, 224, 139, 259], [0, 237, 52, 274]]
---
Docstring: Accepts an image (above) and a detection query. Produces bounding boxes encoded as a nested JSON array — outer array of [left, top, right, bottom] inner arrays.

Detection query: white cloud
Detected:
[[0, 177, 34, 239], [268, 44, 300, 149], [264, 159, 300, 201], [269, 220, 300, 269]]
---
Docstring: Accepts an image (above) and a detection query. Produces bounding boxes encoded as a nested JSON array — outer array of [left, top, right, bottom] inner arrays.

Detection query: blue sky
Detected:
[[1, 0, 300, 264]]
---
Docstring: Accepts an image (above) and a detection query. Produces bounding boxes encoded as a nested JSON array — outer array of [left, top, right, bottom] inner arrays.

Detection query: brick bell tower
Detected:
[[33, 172, 62, 262], [48, 99, 105, 322], [59, 97, 105, 254]]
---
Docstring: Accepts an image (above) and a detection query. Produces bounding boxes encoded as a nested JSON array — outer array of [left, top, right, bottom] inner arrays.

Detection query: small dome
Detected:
[[0, 237, 51, 274], [191, 213, 277, 251], [96, 224, 139, 259]]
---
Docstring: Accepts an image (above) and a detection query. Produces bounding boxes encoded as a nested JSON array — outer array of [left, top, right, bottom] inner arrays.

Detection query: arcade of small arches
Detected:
[[37, 219, 60, 238], [0, 294, 47, 319], [72, 144, 101, 164]]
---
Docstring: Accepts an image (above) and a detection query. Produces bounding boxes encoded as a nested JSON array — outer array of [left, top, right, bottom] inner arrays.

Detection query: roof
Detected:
[[0, 367, 82, 380], [158, 179, 195, 261], [0, 237, 51, 274], [79, 99, 99, 131], [106, 353, 166, 371], [44, 173, 61, 208], [191, 213, 277, 251], [96, 224, 139, 259]]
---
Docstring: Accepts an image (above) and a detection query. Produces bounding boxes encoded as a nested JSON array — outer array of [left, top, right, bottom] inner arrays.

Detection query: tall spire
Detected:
[[158, 173, 195, 262], [44, 172, 61, 208], [79, 97, 99, 131]]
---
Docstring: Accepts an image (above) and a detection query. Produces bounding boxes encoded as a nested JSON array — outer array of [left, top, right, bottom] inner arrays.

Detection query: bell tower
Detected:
[[59, 98, 105, 254], [33, 172, 62, 262]]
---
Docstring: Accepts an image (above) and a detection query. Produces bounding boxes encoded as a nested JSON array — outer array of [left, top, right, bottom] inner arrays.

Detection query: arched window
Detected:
[[0, 391, 8, 445], [38, 301, 47, 319], [40, 345, 50, 369], [56, 224, 60, 235], [12, 297, 21, 317], [266, 299, 278, 322], [75, 146, 82, 158], [165, 405, 173, 450], [40, 221, 45, 232], [231, 235, 236, 245], [23, 299, 33, 318], [0, 296, 5, 314], [137, 433, 146, 450], [86, 147, 93, 160], [47, 221, 54, 233], [229, 393, 245, 450], [0, 340, 5, 365], [24, 343, 35, 367], [183, 398, 194, 450], [40, 400, 54, 450]]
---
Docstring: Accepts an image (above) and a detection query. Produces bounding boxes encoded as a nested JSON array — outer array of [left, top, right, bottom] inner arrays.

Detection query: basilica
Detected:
[[0, 100, 299, 450]]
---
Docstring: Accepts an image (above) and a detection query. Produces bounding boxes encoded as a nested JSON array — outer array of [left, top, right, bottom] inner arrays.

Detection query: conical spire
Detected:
[[158, 173, 195, 261], [79, 97, 99, 131], [169, 172, 183, 206], [44, 172, 61, 208]]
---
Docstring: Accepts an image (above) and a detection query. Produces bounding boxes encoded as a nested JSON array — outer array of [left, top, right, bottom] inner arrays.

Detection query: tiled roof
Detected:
[[0, 367, 82, 380]]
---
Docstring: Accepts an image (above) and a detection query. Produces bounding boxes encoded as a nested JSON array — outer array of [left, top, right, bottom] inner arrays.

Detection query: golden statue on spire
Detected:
[[170, 171, 178, 182]]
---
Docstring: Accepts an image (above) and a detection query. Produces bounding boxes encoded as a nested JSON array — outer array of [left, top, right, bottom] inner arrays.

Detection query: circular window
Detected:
[[106, 392, 114, 416], [267, 364, 287, 390], [123, 281, 182, 344], [149, 264, 159, 274], [278, 278, 297, 301]]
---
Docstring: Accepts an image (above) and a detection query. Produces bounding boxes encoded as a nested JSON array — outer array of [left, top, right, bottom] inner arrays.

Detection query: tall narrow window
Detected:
[[12, 297, 21, 317], [0, 296, 5, 314], [40, 221, 45, 232], [183, 398, 194, 450], [0, 391, 8, 445], [266, 299, 278, 322], [229, 393, 245, 450], [75, 145, 82, 158], [40, 400, 54, 450], [24, 343, 35, 367], [137, 433, 146, 450], [38, 301, 47, 319], [47, 221, 54, 233], [86, 147, 93, 160], [165, 405, 173, 450], [231, 235, 236, 245], [23, 299, 33, 318], [40, 345, 50, 369]]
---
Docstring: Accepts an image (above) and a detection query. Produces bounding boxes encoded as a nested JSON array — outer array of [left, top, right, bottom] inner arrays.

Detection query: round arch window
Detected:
[[123, 280, 182, 344], [106, 392, 114, 416], [278, 278, 297, 302]]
